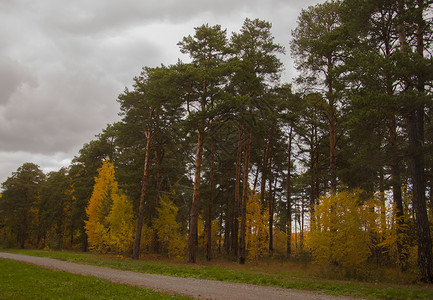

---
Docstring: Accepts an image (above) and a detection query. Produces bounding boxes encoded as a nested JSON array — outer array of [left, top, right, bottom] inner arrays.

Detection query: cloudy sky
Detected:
[[0, 0, 322, 184]]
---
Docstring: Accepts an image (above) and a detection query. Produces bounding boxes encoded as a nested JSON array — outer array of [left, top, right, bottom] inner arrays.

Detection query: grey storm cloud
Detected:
[[0, 56, 36, 106], [0, 0, 322, 184]]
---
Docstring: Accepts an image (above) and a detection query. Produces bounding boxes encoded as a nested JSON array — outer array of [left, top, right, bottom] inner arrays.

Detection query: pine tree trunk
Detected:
[[309, 125, 318, 230], [239, 130, 251, 264], [267, 133, 274, 257], [382, 28, 407, 266], [315, 148, 320, 202], [232, 128, 243, 259], [385, 31, 406, 264], [206, 143, 215, 261], [267, 124, 275, 257], [390, 115, 406, 265], [399, 0, 433, 282], [286, 127, 293, 257], [268, 172, 274, 257], [225, 187, 231, 255], [412, 11, 432, 278], [300, 202, 304, 251], [329, 99, 337, 193], [151, 142, 164, 254], [132, 127, 153, 260], [378, 168, 385, 220], [188, 129, 205, 263], [294, 213, 298, 250], [408, 108, 433, 282], [82, 230, 88, 252], [260, 144, 269, 207], [327, 57, 337, 193]]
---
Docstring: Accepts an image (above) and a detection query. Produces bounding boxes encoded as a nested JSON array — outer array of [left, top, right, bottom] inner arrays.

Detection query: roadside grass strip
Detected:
[[0, 258, 191, 300], [4, 249, 433, 299]]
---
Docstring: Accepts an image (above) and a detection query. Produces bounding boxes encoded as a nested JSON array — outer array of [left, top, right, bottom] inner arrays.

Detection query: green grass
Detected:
[[4, 249, 433, 299], [0, 258, 191, 300]]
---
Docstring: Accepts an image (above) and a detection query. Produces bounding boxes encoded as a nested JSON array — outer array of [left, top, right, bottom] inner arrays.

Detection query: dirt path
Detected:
[[0, 252, 361, 300]]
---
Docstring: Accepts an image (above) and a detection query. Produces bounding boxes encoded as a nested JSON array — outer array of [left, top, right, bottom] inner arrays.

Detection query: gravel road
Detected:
[[0, 252, 362, 300]]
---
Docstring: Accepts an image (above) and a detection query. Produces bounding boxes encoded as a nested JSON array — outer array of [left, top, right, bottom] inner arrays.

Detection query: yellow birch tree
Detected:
[[107, 192, 135, 254], [153, 194, 186, 259], [245, 192, 268, 261], [309, 189, 375, 270], [85, 160, 134, 254]]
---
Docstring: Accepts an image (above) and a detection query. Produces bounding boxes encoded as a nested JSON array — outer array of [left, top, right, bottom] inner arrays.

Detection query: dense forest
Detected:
[[1, 0, 433, 282]]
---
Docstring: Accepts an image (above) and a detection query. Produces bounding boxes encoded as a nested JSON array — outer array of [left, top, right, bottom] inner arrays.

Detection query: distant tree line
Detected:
[[1, 0, 432, 282]]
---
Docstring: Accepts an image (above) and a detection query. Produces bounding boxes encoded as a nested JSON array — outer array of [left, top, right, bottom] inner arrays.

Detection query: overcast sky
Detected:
[[0, 0, 323, 184]]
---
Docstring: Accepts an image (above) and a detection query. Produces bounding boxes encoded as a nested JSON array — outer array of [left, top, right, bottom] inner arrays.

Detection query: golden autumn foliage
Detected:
[[107, 192, 135, 254], [273, 228, 288, 256], [85, 160, 135, 254], [309, 187, 419, 272], [245, 192, 268, 261], [153, 194, 186, 259], [309, 189, 374, 270], [199, 218, 220, 254], [139, 223, 153, 254], [378, 186, 415, 266]]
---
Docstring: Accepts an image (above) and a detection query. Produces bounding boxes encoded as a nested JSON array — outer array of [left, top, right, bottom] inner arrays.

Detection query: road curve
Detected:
[[0, 252, 360, 300]]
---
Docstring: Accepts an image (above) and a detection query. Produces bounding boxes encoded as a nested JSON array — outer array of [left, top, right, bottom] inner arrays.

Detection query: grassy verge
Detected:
[[4, 249, 433, 299], [0, 258, 191, 299]]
